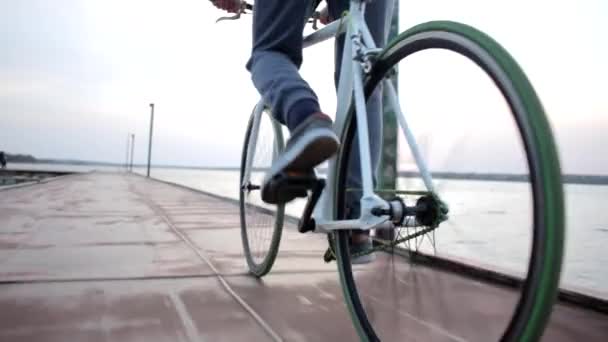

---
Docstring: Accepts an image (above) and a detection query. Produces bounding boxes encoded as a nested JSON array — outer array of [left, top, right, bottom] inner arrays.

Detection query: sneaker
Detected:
[[261, 112, 339, 204]]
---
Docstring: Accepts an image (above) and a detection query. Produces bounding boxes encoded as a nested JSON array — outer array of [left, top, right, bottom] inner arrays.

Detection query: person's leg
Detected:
[[329, 0, 393, 257], [246, 0, 319, 131], [247, 1, 340, 204]]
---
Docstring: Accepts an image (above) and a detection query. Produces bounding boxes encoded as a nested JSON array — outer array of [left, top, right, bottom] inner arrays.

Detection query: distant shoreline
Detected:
[[7, 160, 608, 185]]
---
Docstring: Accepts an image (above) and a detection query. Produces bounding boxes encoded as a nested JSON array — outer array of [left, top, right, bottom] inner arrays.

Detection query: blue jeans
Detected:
[[246, 0, 393, 218]]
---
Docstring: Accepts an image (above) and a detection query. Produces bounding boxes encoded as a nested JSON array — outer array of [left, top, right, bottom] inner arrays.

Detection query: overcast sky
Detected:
[[0, 0, 606, 174]]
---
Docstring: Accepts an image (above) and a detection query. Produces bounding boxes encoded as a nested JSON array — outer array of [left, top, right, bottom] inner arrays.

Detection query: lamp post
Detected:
[[146, 103, 155, 177], [129, 134, 135, 172], [125, 134, 131, 172]]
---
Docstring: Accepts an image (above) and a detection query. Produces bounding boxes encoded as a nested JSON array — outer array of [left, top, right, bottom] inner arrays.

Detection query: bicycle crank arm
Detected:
[[297, 178, 325, 233]]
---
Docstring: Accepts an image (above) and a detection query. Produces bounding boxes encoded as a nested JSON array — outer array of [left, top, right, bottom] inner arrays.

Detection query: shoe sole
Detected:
[[261, 128, 339, 204]]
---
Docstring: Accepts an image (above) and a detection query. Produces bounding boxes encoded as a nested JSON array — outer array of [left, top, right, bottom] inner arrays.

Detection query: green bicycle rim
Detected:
[[333, 20, 564, 341]]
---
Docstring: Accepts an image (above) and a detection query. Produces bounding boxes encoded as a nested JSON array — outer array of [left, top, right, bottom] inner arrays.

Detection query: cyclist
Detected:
[[211, 0, 393, 262]]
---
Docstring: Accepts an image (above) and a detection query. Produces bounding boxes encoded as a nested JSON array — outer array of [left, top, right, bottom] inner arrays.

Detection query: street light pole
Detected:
[[146, 103, 154, 177], [129, 133, 135, 172], [125, 133, 131, 172]]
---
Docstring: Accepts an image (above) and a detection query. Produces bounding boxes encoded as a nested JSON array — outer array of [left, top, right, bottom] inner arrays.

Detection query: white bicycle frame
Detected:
[[242, 0, 435, 234]]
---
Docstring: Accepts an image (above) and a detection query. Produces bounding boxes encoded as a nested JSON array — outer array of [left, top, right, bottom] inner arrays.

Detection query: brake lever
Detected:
[[309, 11, 321, 30]]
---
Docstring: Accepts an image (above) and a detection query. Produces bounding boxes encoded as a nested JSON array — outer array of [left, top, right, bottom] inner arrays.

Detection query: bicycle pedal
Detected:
[[262, 170, 318, 204], [274, 170, 318, 187]]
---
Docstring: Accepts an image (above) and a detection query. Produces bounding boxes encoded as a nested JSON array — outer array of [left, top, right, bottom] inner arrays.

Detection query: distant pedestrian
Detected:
[[0, 151, 6, 169]]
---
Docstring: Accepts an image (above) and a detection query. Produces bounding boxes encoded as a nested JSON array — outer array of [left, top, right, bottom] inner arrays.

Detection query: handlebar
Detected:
[[213, 0, 323, 29]]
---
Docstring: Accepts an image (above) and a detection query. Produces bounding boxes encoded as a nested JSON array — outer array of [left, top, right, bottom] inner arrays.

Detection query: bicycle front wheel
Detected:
[[333, 21, 564, 341], [240, 106, 285, 277]]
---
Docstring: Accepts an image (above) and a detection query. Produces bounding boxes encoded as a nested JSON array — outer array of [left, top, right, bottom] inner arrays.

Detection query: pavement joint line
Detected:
[[0, 269, 339, 286], [169, 290, 203, 342], [133, 182, 284, 342], [0, 273, 248, 285], [139, 174, 302, 225]]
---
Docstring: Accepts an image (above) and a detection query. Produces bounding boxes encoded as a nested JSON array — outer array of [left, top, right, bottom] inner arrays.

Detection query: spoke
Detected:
[[377, 225, 437, 248], [331, 224, 440, 261], [243, 111, 279, 266]]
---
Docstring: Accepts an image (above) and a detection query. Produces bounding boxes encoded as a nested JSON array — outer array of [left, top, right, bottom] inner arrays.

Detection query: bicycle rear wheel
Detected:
[[334, 21, 564, 341], [240, 106, 285, 277]]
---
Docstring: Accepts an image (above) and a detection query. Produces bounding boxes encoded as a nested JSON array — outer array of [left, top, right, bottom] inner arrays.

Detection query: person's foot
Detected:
[[350, 234, 376, 264], [261, 112, 339, 204]]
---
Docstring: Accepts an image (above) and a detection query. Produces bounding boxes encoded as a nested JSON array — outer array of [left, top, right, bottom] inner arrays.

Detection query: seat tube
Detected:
[[350, 3, 375, 198]]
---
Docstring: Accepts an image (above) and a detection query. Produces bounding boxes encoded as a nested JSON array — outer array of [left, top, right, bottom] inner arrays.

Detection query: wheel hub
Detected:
[[415, 194, 449, 228]]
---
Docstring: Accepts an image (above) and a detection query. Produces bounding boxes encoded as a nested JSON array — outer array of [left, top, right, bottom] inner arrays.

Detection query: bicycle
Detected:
[[236, 1, 565, 341]]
